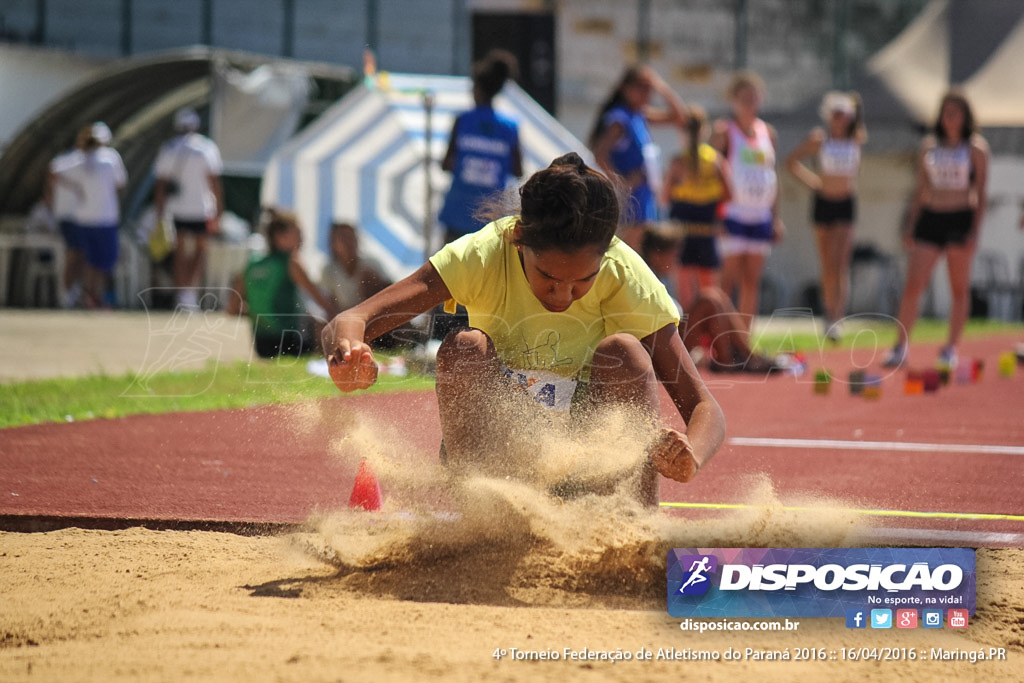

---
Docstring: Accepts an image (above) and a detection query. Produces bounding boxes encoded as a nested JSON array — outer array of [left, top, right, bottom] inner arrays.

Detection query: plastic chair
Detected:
[[22, 248, 60, 308], [113, 233, 151, 309]]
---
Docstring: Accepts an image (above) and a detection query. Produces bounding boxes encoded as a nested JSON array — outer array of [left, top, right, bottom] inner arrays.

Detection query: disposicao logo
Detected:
[[666, 548, 975, 619]]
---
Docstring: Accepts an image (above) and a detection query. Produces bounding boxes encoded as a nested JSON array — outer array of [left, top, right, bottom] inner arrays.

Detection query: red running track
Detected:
[[2, 336, 1022, 545]]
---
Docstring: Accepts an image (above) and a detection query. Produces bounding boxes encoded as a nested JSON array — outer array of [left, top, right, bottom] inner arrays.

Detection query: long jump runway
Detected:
[[2, 336, 1022, 546]]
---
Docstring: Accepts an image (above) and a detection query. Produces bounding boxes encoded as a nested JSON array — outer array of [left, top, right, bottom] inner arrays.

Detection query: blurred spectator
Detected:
[[45, 126, 90, 307], [662, 105, 731, 307], [589, 65, 687, 250], [786, 91, 867, 343], [154, 107, 224, 308], [711, 71, 783, 330], [883, 89, 989, 369], [51, 122, 126, 308], [438, 49, 523, 246], [320, 222, 390, 312], [226, 208, 338, 359]]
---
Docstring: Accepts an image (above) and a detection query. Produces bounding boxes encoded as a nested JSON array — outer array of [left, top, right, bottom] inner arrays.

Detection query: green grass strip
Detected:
[[0, 358, 434, 429]]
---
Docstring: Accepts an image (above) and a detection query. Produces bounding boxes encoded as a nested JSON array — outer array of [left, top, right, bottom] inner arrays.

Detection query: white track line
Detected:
[[853, 527, 1024, 547], [728, 437, 1024, 456]]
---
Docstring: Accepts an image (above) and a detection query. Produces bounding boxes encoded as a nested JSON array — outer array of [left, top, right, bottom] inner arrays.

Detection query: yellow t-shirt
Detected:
[[428, 216, 680, 382]]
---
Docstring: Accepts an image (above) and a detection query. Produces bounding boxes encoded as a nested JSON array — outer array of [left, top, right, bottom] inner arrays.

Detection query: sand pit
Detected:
[[2, 479, 1022, 681], [3, 355, 1023, 681]]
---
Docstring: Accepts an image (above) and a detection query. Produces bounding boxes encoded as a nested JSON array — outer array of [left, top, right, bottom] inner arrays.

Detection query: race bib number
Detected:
[[502, 367, 578, 411], [733, 166, 777, 209]]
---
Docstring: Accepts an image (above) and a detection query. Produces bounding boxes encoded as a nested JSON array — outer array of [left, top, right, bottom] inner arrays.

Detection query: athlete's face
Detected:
[[731, 83, 762, 118], [518, 245, 603, 313], [623, 75, 654, 111], [940, 100, 966, 141], [274, 224, 302, 252], [828, 109, 852, 138]]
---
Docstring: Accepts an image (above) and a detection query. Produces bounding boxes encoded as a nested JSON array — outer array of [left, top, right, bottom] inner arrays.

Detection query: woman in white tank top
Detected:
[[883, 90, 989, 369], [710, 71, 784, 333], [786, 91, 866, 343]]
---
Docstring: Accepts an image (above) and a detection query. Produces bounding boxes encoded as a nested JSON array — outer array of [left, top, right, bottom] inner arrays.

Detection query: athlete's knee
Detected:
[[436, 328, 495, 373], [592, 333, 653, 378]]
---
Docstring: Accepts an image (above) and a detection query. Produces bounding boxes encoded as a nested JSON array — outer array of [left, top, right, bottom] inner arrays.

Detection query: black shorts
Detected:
[[913, 209, 974, 247], [254, 328, 316, 359], [174, 219, 209, 235], [812, 195, 856, 226], [678, 235, 720, 269]]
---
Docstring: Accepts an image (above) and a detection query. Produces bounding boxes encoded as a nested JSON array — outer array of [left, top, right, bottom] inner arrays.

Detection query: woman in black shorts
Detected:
[[786, 91, 866, 343], [883, 90, 989, 368]]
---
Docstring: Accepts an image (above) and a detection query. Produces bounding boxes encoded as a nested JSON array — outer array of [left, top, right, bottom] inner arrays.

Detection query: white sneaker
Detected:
[[882, 344, 907, 368], [937, 346, 958, 369], [176, 289, 199, 308]]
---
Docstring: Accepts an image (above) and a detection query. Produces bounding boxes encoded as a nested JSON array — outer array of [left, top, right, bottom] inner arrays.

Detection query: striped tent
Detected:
[[261, 72, 590, 281]]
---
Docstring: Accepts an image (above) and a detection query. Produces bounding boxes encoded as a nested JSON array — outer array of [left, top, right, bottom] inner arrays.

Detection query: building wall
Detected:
[[4, 0, 1022, 315]]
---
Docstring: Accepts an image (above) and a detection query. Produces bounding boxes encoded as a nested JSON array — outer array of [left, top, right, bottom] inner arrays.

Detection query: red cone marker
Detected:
[[348, 460, 382, 511]]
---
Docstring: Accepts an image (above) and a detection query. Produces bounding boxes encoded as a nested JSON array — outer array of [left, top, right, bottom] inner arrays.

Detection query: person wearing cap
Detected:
[[153, 107, 224, 308], [785, 91, 867, 343], [51, 122, 127, 308]]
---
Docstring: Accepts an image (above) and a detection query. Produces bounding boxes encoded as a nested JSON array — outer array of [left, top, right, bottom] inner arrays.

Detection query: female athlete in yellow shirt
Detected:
[[322, 153, 725, 505]]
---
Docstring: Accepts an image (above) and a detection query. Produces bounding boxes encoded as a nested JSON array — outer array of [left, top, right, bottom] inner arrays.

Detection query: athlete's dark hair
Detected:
[[933, 89, 976, 143], [684, 104, 708, 175], [514, 152, 619, 253], [263, 207, 299, 247], [473, 49, 519, 102]]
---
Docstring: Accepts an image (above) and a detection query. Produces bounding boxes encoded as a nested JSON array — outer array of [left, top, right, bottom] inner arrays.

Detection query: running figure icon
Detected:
[[679, 556, 712, 593]]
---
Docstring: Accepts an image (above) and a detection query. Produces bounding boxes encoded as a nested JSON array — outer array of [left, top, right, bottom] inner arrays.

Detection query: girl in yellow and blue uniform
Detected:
[[663, 106, 731, 309]]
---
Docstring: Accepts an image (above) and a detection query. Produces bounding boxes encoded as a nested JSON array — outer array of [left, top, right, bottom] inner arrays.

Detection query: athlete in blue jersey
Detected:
[[589, 65, 688, 250], [439, 50, 523, 244]]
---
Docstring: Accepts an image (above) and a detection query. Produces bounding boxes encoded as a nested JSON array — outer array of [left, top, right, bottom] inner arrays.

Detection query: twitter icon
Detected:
[[871, 609, 892, 629]]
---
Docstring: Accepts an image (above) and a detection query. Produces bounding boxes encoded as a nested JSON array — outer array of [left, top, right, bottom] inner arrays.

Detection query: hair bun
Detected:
[[549, 152, 588, 175]]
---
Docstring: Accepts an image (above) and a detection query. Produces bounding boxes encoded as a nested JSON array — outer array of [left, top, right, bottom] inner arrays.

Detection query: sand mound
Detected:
[[290, 411, 874, 608]]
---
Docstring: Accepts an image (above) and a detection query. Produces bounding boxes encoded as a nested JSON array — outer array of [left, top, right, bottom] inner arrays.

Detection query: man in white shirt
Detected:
[[52, 122, 127, 308], [154, 107, 224, 307]]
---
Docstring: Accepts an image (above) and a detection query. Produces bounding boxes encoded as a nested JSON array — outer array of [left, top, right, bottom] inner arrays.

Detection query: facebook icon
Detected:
[[845, 609, 867, 629]]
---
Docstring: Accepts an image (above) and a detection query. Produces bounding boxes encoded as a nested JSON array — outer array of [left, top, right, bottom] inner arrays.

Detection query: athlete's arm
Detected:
[[441, 120, 459, 173], [322, 262, 451, 391], [785, 128, 824, 192], [289, 254, 339, 320], [642, 323, 726, 482], [591, 121, 626, 183], [768, 124, 786, 242], [968, 135, 990, 244], [905, 139, 933, 246]]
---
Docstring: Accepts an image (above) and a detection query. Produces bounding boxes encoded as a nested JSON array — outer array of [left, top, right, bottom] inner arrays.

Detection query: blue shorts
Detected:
[[723, 218, 773, 241], [59, 220, 82, 251], [78, 224, 120, 273]]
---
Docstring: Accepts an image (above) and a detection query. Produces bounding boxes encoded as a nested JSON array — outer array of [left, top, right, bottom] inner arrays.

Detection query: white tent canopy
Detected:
[[261, 72, 591, 281], [961, 17, 1024, 126], [866, 0, 950, 123], [867, 0, 1024, 126]]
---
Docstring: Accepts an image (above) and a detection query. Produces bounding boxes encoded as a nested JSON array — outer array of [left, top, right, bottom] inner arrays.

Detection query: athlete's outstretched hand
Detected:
[[650, 427, 700, 483], [327, 347, 378, 392], [323, 317, 378, 392]]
